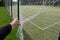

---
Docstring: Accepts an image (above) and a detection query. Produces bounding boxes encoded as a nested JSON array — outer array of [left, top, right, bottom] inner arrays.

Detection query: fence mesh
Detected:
[[4, 0, 60, 40]]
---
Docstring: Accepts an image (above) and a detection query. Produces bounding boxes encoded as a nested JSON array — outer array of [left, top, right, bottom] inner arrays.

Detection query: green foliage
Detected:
[[0, 0, 4, 6]]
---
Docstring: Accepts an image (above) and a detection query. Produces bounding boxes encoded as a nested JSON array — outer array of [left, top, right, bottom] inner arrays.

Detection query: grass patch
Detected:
[[0, 6, 31, 40]]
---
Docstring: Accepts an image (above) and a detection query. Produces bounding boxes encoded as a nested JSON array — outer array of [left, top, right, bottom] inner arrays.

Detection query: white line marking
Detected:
[[43, 21, 60, 30], [29, 21, 44, 30], [29, 21, 60, 30]]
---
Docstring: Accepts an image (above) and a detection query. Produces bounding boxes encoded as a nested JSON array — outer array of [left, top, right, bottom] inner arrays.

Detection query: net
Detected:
[[22, 0, 60, 40], [4, 0, 60, 40]]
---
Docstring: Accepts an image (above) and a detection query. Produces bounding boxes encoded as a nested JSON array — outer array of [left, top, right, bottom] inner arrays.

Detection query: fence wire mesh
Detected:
[[4, 0, 60, 40]]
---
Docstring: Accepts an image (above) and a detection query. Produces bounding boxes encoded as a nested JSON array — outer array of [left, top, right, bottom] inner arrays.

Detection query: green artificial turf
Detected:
[[0, 6, 31, 40], [1, 5, 60, 40], [11, 5, 60, 40], [22, 5, 60, 40]]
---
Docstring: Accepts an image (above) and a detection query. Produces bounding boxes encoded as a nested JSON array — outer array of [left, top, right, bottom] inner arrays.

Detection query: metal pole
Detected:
[[11, 0, 13, 17], [17, 0, 24, 40], [17, 0, 19, 20]]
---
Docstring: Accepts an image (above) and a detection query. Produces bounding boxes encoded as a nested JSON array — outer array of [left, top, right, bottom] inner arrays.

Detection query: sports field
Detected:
[[0, 6, 31, 40], [11, 5, 60, 40], [22, 5, 60, 40]]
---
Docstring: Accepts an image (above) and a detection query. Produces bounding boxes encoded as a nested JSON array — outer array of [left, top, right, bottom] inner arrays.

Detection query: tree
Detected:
[[1, 0, 4, 6]]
